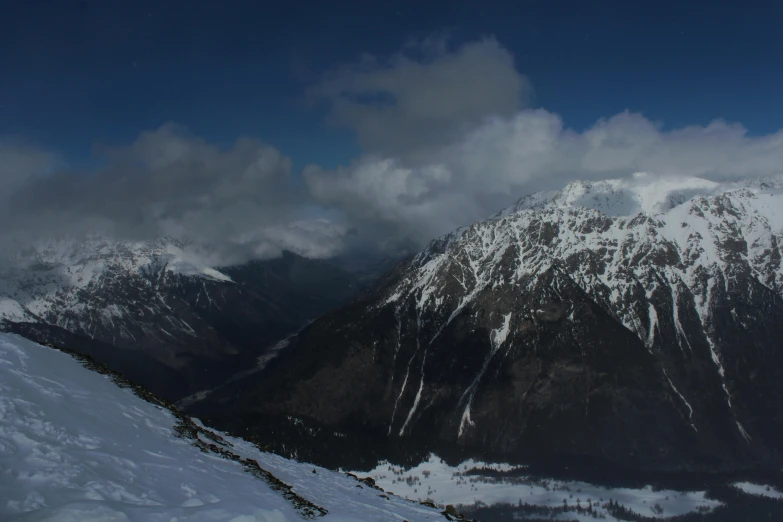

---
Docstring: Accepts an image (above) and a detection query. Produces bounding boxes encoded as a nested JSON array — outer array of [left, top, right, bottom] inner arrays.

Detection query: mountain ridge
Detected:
[[0, 238, 361, 400], [192, 174, 783, 473]]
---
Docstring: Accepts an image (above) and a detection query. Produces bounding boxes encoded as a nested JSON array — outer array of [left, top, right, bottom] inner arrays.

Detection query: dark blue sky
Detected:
[[2, 0, 782, 169]]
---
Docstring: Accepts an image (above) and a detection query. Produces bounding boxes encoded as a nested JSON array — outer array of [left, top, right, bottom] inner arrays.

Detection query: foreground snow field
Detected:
[[0, 333, 442, 522]]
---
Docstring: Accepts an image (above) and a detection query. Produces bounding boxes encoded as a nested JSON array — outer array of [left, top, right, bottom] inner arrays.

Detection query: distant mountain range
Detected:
[[191, 174, 783, 474], [0, 239, 360, 400]]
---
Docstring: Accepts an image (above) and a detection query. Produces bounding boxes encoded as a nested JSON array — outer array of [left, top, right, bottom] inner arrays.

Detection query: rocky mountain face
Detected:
[[193, 174, 783, 473], [0, 238, 359, 400]]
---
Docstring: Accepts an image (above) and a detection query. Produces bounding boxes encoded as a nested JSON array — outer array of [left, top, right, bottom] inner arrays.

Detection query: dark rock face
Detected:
[[194, 185, 783, 473], [1, 241, 358, 400]]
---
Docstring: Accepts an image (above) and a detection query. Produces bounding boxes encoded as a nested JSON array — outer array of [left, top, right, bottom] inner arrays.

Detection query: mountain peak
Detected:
[[507, 173, 728, 218]]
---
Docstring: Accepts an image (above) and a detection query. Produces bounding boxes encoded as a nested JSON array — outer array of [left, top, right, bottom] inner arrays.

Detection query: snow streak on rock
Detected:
[[458, 312, 512, 438]]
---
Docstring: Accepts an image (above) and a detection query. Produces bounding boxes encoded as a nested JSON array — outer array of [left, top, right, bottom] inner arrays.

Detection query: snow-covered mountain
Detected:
[[0, 237, 359, 399], [0, 237, 232, 330], [0, 332, 447, 521], [194, 174, 783, 473]]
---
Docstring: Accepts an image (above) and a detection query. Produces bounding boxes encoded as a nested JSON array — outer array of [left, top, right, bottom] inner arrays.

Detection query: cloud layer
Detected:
[[2, 37, 782, 263], [305, 109, 783, 249], [1, 124, 344, 264], [0, 140, 59, 199]]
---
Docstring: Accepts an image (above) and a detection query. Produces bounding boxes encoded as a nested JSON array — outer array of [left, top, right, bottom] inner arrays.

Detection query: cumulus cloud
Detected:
[[0, 124, 346, 264], [305, 109, 783, 249], [308, 36, 532, 157]]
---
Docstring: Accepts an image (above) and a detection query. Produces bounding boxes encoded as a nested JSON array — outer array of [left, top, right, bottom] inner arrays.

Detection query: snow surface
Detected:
[[0, 333, 443, 522], [357, 455, 721, 520], [732, 482, 783, 500]]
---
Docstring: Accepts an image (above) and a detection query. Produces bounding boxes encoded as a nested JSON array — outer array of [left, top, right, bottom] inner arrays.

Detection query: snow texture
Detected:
[[0, 333, 443, 522], [732, 482, 783, 500], [358, 454, 721, 520]]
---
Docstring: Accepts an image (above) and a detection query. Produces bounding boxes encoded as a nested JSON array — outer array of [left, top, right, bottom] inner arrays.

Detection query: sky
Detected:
[[1, 0, 783, 262]]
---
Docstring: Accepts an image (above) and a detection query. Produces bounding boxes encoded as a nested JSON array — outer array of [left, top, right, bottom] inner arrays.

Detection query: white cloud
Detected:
[[1, 124, 347, 264], [236, 219, 348, 260], [305, 109, 783, 248]]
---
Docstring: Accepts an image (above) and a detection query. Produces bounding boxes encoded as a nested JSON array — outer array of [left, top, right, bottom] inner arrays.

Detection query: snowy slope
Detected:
[[0, 332, 444, 522], [402, 175, 783, 347]]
